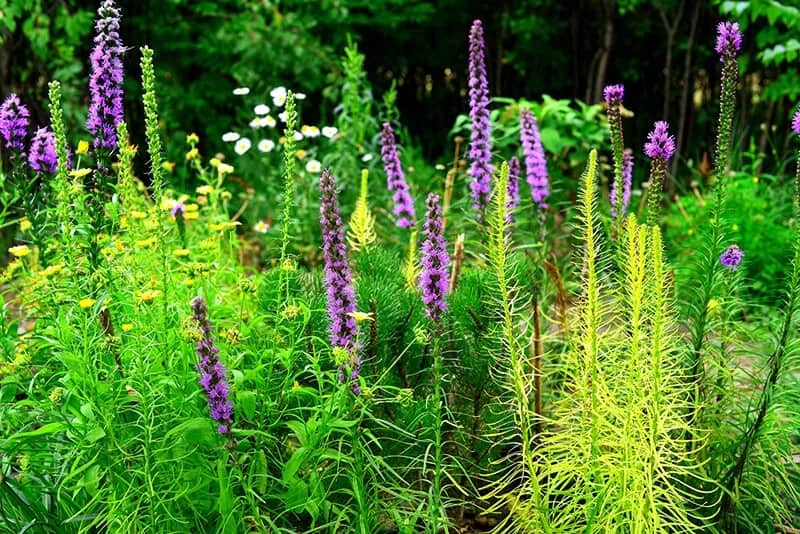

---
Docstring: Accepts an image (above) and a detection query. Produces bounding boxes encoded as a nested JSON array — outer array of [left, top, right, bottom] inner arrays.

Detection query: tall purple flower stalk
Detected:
[[191, 297, 234, 438], [0, 94, 29, 154], [720, 245, 743, 270], [468, 19, 492, 217], [792, 107, 800, 136], [715, 22, 742, 61], [420, 193, 450, 324], [87, 0, 125, 150], [320, 169, 360, 391], [380, 122, 416, 228], [520, 109, 548, 210], [645, 121, 675, 226], [506, 156, 520, 223], [610, 148, 633, 220], [28, 127, 58, 173]]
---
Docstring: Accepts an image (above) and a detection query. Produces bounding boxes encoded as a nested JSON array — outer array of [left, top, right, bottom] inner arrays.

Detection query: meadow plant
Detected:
[[380, 122, 416, 228], [609, 148, 632, 220], [519, 108, 548, 211], [603, 83, 626, 228], [644, 120, 676, 225], [468, 19, 492, 217]]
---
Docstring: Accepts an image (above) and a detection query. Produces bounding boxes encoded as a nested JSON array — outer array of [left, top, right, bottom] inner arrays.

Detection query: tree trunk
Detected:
[[673, 0, 701, 178], [592, 0, 615, 103]]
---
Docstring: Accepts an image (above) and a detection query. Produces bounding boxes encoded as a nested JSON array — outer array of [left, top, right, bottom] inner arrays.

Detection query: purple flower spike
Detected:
[[0, 94, 29, 153], [520, 109, 549, 210], [191, 297, 235, 439], [170, 201, 185, 218], [380, 122, 416, 228], [87, 0, 125, 150], [644, 121, 676, 161], [506, 156, 520, 223], [603, 84, 625, 106], [468, 19, 493, 216], [28, 127, 58, 173], [720, 245, 743, 270], [320, 169, 358, 352], [610, 148, 633, 219], [715, 22, 743, 61], [420, 193, 450, 323], [792, 107, 800, 135]]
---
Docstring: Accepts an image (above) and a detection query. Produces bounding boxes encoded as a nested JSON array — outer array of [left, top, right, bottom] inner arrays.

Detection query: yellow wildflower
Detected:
[[186, 147, 199, 161], [162, 161, 176, 173], [209, 158, 221, 168], [186, 132, 199, 144], [69, 168, 92, 179], [76, 140, 90, 154], [348, 311, 375, 323], [134, 237, 156, 248], [278, 136, 287, 144], [295, 149, 307, 159], [173, 248, 190, 257], [131, 210, 147, 219], [209, 221, 240, 231], [185, 278, 195, 287], [184, 203, 199, 212], [78, 298, 96, 309], [49, 387, 64, 403], [41, 264, 64, 278], [9, 245, 31, 258], [254, 221, 269, 233], [121, 323, 134, 332], [196, 185, 214, 195], [183, 211, 200, 221], [220, 191, 232, 200], [217, 163, 234, 175], [138, 289, 162, 303], [20, 218, 32, 231]]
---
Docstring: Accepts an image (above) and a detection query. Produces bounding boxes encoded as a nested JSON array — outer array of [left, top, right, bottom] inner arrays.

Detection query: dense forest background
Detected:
[[2, 0, 799, 180]]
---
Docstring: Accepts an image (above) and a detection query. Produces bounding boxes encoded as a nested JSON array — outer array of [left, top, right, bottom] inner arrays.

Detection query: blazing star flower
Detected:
[[715, 22, 743, 61], [644, 121, 676, 160], [87, 0, 125, 150], [380, 122, 416, 228], [467, 19, 492, 216], [506, 156, 521, 223], [28, 127, 58, 173], [720, 244, 743, 269], [520, 109, 549, 210], [603, 84, 625, 106], [610, 148, 633, 219], [420, 193, 450, 323], [0, 94, 29, 153], [320, 169, 358, 351], [170, 201, 185, 218], [191, 297, 235, 437], [792, 107, 800, 135]]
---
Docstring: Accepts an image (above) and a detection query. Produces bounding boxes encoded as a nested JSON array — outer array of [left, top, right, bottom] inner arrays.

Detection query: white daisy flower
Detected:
[[257, 139, 275, 152], [293, 131, 303, 141], [295, 92, 307, 100], [264, 116, 277, 128], [254, 104, 270, 115], [249, 118, 264, 128], [233, 87, 250, 95], [270, 86, 287, 98], [305, 159, 321, 173], [278, 111, 289, 122], [222, 132, 240, 142], [254, 221, 269, 233], [301, 125, 320, 138], [234, 137, 252, 155], [361, 153, 373, 162], [435, 164, 446, 170], [321, 126, 338, 139]]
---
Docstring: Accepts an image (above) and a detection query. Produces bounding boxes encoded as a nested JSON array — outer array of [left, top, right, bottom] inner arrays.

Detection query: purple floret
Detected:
[[28, 127, 58, 173], [715, 22, 742, 61], [0, 94, 29, 153], [420, 193, 450, 323], [720, 245, 743, 270], [380, 122, 416, 228], [87, 0, 125, 150], [467, 19, 492, 216], [520, 109, 549, 210], [644, 121, 676, 161]]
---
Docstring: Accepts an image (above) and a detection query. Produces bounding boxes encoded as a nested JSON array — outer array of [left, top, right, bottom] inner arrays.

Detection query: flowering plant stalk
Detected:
[[604, 84, 626, 233], [520, 109, 548, 212], [644, 121, 675, 226], [467, 19, 492, 219], [380, 122, 416, 228]]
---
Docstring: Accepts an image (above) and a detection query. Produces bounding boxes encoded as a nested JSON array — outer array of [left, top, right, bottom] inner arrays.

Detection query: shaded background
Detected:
[[2, 0, 799, 179]]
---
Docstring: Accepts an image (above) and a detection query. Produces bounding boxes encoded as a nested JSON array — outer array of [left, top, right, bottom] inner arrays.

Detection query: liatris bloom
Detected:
[[604, 84, 626, 224], [380, 122, 416, 228], [506, 156, 520, 223], [320, 169, 360, 390], [610, 149, 633, 220], [87, 0, 125, 150], [645, 121, 675, 226], [715, 22, 742, 61], [420, 193, 450, 324], [792, 107, 800, 135], [28, 127, 58, 173], [190, 297, 234, 437], [520, 109, 549, 210], [467, 19, 492, 216], [720, 245, 743, 270], [0, 94, 29, 153]]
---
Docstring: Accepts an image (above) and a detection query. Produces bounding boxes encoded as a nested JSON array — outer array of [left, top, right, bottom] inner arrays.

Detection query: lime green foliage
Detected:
[[347, 169, 377, 251]]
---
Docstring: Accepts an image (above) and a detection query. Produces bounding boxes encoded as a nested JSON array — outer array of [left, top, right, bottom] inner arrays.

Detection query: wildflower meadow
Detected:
[[1, 1, 799, 533]]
